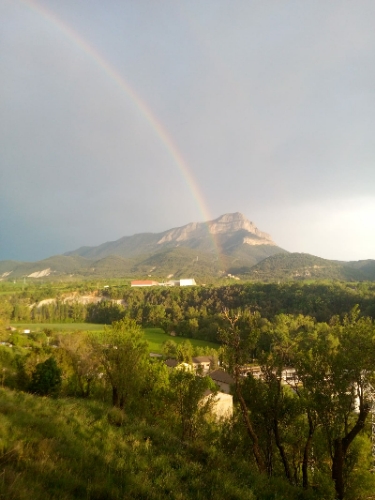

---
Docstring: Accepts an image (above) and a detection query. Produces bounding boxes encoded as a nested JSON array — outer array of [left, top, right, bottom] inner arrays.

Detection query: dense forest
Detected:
[[1, 281, 375, 498], [3, 281, 375, 342]]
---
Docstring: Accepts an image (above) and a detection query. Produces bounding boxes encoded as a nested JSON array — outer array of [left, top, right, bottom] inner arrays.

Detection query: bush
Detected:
[[29, 357, 62, 397]]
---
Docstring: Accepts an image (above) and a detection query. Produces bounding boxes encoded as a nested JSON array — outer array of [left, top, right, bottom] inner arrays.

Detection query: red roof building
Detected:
[[130, 280, 159, 287]]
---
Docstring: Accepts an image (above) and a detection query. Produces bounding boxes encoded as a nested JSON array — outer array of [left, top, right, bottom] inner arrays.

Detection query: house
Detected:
[[240, 365, 262, 378], [165, 358, 179, 368], [192, 356, 211, 375], [239, 365, 298, 386], [163, 279, 197, 287], [131, 279, 196, 287], [180, 279, 197, 286], [131, 280, 159, 287], [164, 280, 180, 287], [280, 367, 298, 385], [164, 356, 212, 374], [200, 390, 233, 420], [164, 359, 194, 372], [209, 369, 235, 394]]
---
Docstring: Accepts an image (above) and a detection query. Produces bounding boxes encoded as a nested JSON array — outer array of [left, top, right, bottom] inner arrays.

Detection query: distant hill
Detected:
[[242, 253, 375, 282], [0, 213, 374, 282]]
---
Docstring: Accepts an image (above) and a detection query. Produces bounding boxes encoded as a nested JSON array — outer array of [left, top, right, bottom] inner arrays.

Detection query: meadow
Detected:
[[10, 323, 219, 354]]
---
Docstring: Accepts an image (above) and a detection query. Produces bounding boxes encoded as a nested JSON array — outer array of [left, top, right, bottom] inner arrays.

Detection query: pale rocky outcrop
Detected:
[[28, 268, 51, 278], [158, 212, 275, 246]]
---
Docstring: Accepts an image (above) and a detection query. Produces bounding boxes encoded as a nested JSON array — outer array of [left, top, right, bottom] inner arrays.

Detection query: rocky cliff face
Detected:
[[157, 212, 275, 246]]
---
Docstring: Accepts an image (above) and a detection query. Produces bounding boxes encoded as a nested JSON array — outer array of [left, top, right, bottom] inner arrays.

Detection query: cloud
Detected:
[[1, 0, 375, 261]]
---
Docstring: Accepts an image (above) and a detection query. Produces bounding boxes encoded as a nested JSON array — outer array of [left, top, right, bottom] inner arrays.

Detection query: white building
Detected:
[[180, 278, 196, 286]]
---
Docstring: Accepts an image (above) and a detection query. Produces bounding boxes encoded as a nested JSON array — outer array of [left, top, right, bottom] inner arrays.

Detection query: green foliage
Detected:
[[167, 368, 216, 440], [57, 331, 99, 398], [90, 318, 149, 409], [0, 388, 265, 500], [86, 300, 126, 324], [28, 357, 62, 397], [3, 277, 375, 499], [219, 307, 375, 499]]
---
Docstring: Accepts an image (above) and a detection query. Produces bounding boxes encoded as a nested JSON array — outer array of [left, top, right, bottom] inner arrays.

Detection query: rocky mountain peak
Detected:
[[208, 212, 256, 234], [157, 213, 275, 246]]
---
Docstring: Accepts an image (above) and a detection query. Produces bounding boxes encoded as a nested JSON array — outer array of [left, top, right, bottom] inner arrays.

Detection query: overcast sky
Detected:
[[1, 0, 375, 262]]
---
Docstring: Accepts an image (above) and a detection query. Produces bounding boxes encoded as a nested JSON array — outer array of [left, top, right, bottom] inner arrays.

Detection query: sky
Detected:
[[1, 0, 375, 263]]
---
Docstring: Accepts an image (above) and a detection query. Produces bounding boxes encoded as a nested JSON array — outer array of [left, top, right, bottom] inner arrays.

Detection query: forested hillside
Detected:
[[3, 281, 375, 343]]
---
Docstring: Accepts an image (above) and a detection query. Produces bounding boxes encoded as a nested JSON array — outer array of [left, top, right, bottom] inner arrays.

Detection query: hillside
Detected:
[[243, 253, 374, 282], [0, 388, 259, 500]]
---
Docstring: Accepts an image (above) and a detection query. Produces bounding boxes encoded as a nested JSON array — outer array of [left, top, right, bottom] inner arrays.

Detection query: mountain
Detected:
[[64, 212, 283, 262], [1, 213, 374, 282]]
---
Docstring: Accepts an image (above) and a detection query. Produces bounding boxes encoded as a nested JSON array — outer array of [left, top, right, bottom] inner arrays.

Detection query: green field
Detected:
[[142, 327, 219, 353], [10, 323, 219, 353], [11, 322, 105, 332]]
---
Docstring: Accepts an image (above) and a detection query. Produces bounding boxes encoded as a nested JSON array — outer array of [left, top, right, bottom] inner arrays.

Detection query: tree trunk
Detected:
[[84, 378, 92, 398], [332, 439, 345, 500], [236, 384, 266, 473], [266, 427, 273, 477], [112, 386, 119, 407], [119, 395, 125, 410], [302, 413, 314, 489], [331, 405, 369, 500], [273, 417, 292, 483]]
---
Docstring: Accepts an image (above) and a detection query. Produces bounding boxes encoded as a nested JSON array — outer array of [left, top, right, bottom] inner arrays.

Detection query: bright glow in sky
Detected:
[[1, 0, 374, 262]]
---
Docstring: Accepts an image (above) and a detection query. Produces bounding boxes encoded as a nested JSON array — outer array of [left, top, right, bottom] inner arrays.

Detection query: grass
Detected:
[[143, 327, 219, 354], [10, 323, 220, 353], [0, 387, 259, 500], [11, 322, 105, 332]]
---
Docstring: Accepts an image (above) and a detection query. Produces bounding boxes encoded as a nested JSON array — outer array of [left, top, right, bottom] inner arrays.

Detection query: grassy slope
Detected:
[[0, 388, 259, 500]]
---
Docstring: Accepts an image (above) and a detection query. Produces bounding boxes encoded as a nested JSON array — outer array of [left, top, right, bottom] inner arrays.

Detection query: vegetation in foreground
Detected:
[[0, 388, 258, 500], [2, 282, 375, 499]]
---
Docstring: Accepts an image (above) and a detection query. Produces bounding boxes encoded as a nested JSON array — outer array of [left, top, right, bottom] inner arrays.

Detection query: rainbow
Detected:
[[18, 0, 226, 270]]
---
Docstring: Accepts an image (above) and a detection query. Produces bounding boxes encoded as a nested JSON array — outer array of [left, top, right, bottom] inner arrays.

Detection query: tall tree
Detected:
[[168, 368, 216, 440], [220, 309, 267, 474], [292, 309, 375, 499], [58, 332, 99, 398], [91, 318, 148, 409]]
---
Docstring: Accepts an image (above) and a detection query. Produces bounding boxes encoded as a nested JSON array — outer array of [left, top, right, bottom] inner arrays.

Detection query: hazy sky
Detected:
[[1, 0, 375, 262]]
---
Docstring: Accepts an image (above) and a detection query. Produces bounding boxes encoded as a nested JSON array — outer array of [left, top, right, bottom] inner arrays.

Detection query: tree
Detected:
[[91, 318, 148, 409], [220, 308, 266, 474], [58, 332, 99, 398], [292, 308, 375, 499], [176, 340, 193, 363], [29, 357, 62, 397], [162, 339, 177, 359], [328, 309, 375, 500], [168, 367, 216, 440]]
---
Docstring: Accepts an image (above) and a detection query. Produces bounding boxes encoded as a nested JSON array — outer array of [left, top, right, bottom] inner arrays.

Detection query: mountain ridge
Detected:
[[64, 212, 280, 260], [1, 213, 374, 282]]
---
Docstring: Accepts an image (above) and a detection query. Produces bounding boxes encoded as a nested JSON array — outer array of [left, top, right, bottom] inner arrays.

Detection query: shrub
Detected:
[[29, 357, 62, 397]]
